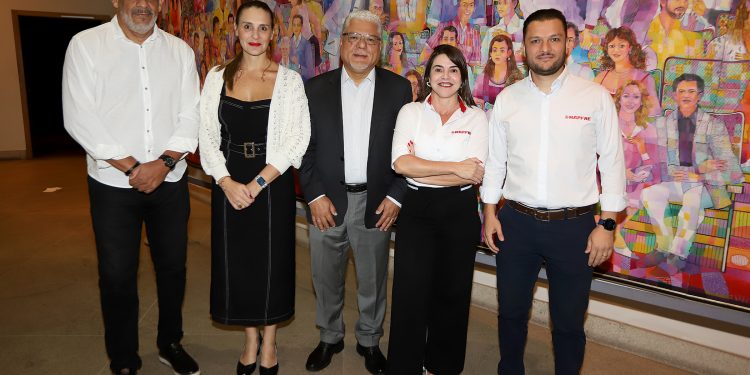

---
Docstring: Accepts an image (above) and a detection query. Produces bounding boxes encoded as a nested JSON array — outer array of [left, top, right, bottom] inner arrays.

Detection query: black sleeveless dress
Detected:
[[209, 88, 296, 326]]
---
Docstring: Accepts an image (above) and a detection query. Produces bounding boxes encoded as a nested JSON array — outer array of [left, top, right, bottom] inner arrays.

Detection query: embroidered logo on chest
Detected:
[[564, 115, 591, 121], [451, 130, 471, 135]]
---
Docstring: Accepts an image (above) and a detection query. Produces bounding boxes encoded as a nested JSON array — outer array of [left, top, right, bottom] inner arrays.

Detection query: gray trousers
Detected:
[[309, 191, 391, 347]]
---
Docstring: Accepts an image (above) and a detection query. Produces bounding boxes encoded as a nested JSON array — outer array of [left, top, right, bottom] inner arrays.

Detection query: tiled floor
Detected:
[[0, 156, 692, 374]]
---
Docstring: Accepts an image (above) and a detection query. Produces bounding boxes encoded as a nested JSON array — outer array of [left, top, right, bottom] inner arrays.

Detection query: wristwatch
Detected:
[[255, 175, 268, 189], [159, 155, 177, 170], [598, 218, 617, 231]]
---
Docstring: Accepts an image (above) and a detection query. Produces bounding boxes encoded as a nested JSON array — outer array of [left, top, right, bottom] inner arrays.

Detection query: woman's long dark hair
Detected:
[[422, 44, 476, 106], [222, 0, 275, 90]]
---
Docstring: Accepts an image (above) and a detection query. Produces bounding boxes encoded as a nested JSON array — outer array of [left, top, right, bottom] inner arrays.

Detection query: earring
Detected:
[[426, 81, 431, 87]]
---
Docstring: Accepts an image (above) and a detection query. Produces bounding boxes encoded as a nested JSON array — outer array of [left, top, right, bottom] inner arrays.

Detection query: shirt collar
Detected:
[[423, 93, 467, 113], [526, 65, 570, 95], [341, 66, 376, 86], [111, 15, 161, 44]]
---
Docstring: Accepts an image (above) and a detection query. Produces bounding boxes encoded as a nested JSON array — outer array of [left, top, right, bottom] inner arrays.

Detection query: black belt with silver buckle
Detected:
[[507, 200, 595, 221], [221, 139, 266, 159], [342, 183, 367, 192]]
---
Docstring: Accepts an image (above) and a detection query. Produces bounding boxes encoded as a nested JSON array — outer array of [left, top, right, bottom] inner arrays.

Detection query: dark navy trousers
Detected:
[[495, 203, 596, 375]]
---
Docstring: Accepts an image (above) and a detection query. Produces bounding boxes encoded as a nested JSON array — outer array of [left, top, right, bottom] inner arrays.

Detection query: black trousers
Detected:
[[88, 175, 190, 372], [495, 203, 595, 375], [388, 185, 480, 375]]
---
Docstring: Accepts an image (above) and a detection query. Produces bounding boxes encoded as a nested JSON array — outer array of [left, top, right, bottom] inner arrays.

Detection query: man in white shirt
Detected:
[[299, 10, 412, 375], [62, 0, 200, 374], [481, 9, 626, 375]]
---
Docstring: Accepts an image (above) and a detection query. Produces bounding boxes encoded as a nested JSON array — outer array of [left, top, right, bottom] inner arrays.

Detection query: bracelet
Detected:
[[217, 176, 229, 188], [124, 161, 141, 176]]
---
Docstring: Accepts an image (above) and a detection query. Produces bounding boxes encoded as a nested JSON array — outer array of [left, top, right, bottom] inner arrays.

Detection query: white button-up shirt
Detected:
[[62, 16, 200, 188], [481, 68, 627, 212], [341, 67, 375, 184], [392, 94, 489, 188]]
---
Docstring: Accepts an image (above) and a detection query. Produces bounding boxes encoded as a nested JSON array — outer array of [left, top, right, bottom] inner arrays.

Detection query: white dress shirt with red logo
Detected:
[[481, 68, 627, 212], [392, 93, 489, 188]]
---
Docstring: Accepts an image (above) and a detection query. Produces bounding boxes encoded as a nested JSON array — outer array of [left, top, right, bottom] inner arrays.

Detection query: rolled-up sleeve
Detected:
[[165, 47, 200, 154], [480, 99, 507, 204], [62, 35, 128, 162], [596, 91, 627, 212]]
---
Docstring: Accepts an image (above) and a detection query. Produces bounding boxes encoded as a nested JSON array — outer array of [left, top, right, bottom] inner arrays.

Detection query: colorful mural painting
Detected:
[[159, 0, 750, 310]]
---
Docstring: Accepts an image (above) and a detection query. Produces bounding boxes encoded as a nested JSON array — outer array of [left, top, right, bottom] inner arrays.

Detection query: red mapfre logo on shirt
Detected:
[[451, 130, 471, 135], [565, 115, 591, 121]]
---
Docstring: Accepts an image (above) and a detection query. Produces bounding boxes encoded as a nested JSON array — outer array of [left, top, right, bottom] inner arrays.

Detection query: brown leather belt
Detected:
[[506, 200, 595, 221]]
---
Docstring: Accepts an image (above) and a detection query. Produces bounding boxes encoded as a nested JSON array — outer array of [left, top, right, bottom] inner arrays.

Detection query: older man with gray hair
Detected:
[[299, 9, 412, 375]]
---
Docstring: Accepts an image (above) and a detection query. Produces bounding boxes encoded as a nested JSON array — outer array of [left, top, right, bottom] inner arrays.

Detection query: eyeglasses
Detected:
[[342, 32, 381, 46]]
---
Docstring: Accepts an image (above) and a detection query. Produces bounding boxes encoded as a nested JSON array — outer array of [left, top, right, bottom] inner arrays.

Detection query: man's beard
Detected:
[[122, 7, 156, 34], [527, 52, 565, 76], [666, 6, 686, 19]]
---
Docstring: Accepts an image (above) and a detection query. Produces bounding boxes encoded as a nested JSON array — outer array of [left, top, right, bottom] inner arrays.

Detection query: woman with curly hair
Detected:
[[472, 34, 523, 110], [612, 80, 660, 259], [594, 26, 661, 116]]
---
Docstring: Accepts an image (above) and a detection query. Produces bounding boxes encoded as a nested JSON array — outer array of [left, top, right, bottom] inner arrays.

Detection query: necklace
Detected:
[[238, 59, 273, 82]]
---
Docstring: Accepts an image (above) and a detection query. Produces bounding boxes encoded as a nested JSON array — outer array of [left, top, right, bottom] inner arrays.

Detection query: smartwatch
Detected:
[[159, 155, 177, 170], [255, 175, 268, 189], [597, 218, 616, 231]]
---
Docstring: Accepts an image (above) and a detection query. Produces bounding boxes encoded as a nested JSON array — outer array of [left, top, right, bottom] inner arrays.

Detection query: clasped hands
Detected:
[[309, 196, 400, 232], [128, 160, 170, 194], [219, 178, 262, 210]]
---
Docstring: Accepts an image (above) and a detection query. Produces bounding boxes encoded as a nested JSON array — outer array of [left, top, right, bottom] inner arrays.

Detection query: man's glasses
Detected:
[[342, 32, 381, 46]]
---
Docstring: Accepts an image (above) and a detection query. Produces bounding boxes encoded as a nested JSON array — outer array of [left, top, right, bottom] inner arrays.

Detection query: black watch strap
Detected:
[[124, 161, 141, 176]]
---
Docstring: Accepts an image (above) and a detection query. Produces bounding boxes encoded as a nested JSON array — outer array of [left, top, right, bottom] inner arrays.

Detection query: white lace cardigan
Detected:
[[198, 65, 311, 181]]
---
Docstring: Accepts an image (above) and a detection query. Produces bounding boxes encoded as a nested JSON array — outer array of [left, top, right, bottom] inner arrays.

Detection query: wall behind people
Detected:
[[1, 0, 114, 158]]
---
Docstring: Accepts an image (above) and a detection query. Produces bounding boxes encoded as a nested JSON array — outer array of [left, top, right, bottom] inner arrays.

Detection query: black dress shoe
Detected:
[[259, 363, 279, 375], [305, 340, 344, 372], [158, 342, 200, 375], [356, 343, 387, 375]]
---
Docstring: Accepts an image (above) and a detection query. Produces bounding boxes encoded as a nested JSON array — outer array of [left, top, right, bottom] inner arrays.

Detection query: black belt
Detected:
[[221, 139, 266, 159], [342, 183, 367, 192], [507, 200, 595, 221]]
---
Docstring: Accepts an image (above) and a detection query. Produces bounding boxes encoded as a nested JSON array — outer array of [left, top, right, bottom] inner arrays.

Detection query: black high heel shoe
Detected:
[[237, 334, 263, 375], [258, 343, 278, 375]]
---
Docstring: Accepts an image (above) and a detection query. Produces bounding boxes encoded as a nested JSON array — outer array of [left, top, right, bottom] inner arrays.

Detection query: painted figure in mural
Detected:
[[225, 13, 238, 59], [322, 0, 369, 69], [419, 25, 457, 63], [300, 10, 412, 375], [389, 0, 428, 33], [647, 0, 705, 70], [594, 27, 662, 116], [198, 2, 311, 375], [426, 0, 486, 26], [423, 0, 482, 66], [480, 0, 523, 65], [482, 9, 626, 375], [388, 44, 489, 375], [473, 34, 524, 110], [706, 0, 750, 61], [584, 0, 659, 48], [290, 0, 323, 70], [680, 0, 715, 32], [405, 69, 425, 101], [384, 31, 414, 75], [640, 73, 743, 274], [612, 80, 661, 259], [565, 21, 594, 80], [279, 36, 303, 74], [519, 0, 584, 29], [290, 14, 316, 80], [62, 0, 201, 373]]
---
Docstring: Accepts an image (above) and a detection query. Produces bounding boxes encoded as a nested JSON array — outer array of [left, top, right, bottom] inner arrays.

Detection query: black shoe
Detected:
[[237, 334, 262, 375], [259, 363, 279, 375], [158, 342, 200, 375], [356, 343, 386, 375], [305, 340, 344, 372], [237, 361, 257, 375]]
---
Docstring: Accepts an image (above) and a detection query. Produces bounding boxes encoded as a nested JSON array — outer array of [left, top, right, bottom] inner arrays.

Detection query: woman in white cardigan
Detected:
[[198, 2, 310, 374]]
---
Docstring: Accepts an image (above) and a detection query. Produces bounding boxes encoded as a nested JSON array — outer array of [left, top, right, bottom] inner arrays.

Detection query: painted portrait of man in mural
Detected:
[[640, 73, 743, 274]]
